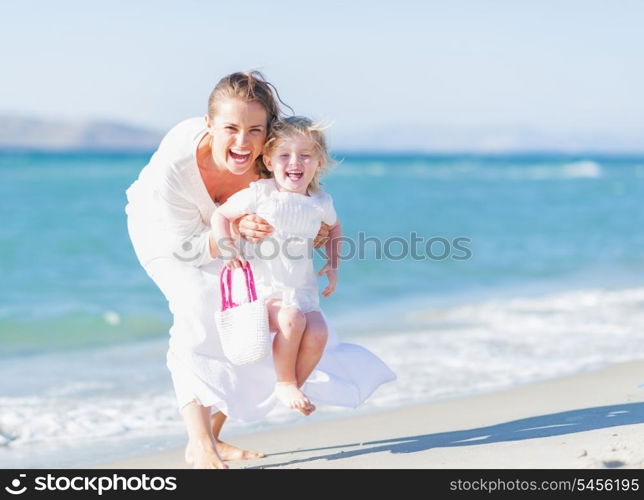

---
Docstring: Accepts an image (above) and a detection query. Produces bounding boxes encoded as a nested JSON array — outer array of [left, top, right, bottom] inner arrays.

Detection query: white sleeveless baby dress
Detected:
[[223, 178, 336, 312]]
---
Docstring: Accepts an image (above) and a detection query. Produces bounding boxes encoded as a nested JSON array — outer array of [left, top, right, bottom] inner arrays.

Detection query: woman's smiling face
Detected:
[[206, 98, 268, 175]]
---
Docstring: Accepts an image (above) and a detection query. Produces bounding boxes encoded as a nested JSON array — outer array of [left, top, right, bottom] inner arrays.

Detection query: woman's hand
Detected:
[[233, 214, 273, 243], [313, 222, 331, 249]]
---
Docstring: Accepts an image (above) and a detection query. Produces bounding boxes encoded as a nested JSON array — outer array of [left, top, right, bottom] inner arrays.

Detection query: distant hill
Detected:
[[0, 115, 162, 152], [2, 114, 642, 154]]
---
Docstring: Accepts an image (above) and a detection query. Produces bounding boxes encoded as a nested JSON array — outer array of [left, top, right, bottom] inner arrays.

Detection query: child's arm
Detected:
[[318, 219, 342, 297], [210, 203, 248, 268]]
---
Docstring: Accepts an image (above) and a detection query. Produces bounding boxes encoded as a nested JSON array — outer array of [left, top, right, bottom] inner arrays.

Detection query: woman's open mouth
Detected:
[[229, 149, 252, 164]]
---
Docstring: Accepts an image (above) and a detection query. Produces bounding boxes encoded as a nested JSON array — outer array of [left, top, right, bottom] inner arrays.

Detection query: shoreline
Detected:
[[97, 360, 644, 469]]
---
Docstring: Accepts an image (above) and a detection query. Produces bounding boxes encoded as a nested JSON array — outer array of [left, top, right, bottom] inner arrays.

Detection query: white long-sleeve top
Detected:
[[125, 118, 217, 268]]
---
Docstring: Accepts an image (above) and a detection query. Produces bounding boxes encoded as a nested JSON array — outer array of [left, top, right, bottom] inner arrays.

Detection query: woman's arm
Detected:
[[319, 220, 342, 297], [213, 214, 274, 258], [325, 221, 342, 270], [157, 163, 216, 268], [312, 222, 331, 249]]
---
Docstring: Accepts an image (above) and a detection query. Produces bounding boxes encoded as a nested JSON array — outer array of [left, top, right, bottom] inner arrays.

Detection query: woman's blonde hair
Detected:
[[207, 71, 289, 177], [264, 116, 334, 192]]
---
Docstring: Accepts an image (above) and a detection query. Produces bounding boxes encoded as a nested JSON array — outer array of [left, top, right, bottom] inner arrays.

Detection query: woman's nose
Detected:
[[235, 131, 248, 146]]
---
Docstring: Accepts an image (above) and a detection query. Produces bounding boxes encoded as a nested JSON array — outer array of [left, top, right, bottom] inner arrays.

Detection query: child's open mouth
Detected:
[[230, 149, 251, 163], [286, 169, 303, 181]]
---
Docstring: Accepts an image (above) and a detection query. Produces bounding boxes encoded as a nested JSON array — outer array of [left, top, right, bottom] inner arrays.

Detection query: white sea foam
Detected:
[[507, 160, 602, 180], [102, 310, 121, 325], [335, 160, 604, 180], [560, 160, 603, 178], [359, 286, 644, 410], [1, 286, 644, 466]]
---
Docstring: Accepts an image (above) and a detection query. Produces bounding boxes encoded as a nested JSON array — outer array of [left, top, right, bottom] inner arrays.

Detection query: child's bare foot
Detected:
[[300, 402, 316, 416], [215, 439, 265, 461], [275, 382, 315, 416], [184, 440, 228, 469]]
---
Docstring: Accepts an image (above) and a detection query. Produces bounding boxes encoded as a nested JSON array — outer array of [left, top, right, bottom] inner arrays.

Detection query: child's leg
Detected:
[[296, 311, 329, 388], [267, 299, 313, 415]]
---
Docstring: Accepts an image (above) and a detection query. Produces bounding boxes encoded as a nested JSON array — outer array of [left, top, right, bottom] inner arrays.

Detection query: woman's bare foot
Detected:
[[209, 412, 265, 461], [184, 440, 228, 469], [215, 439, 265, 461], [275, 382, 315, 416]]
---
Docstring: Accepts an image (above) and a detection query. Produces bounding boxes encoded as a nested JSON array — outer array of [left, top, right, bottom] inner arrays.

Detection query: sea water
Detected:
[[1, 151, 644, 466]]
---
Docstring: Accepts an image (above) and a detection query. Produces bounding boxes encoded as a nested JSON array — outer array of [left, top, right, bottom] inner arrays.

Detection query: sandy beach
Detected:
[[97, 360, 644, 469]]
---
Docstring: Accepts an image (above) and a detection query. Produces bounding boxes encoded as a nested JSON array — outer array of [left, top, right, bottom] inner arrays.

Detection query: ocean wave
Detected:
[[0, 393, 181, 446], [0, 310, 168, 356], [333, 160, 604, 180], [2, 286, 644, 466], [0, 338, 312, 466], [500, 160, 603, 180], [352, 286, 644, 409], [559, 160, 603, 178]]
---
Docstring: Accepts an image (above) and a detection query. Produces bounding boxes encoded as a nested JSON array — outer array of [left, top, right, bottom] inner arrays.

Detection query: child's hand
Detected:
[[224, 255, 246, 270], [222, 246, 246, 269], [318, 263, 337, 297]]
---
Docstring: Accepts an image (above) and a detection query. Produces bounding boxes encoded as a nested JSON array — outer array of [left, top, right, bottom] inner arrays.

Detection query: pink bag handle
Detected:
[[244, 262, 258, 302], [219, 266, 237, 311], [219, 262, 257, 312]]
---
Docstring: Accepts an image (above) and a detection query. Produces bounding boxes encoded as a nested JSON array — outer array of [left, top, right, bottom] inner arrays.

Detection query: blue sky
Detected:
[[2, 0, 644, 151]]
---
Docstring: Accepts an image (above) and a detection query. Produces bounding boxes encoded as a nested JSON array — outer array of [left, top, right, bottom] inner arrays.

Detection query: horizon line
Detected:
[[2, 147, 644, 158]]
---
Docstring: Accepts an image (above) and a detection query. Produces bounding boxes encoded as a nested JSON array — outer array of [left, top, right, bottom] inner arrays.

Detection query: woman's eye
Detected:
[[225, 126, 236, 131]]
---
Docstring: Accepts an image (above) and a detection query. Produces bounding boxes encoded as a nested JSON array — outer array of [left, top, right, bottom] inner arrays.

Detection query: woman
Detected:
[[125, 72, 395, 469]]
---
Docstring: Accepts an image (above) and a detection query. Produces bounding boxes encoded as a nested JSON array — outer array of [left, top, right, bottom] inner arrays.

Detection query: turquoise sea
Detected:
[[1, 151, 644, 467]]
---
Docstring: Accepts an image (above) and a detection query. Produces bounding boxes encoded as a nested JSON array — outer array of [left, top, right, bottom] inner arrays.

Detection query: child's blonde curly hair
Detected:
[[263, 116, 334, 192]]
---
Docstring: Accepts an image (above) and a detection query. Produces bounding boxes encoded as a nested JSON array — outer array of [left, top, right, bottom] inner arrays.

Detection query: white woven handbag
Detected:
[[215, 263, 271, 366]]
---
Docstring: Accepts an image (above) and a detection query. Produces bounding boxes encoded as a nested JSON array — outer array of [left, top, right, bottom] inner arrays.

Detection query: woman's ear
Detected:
[[205, 114, 214, 134]]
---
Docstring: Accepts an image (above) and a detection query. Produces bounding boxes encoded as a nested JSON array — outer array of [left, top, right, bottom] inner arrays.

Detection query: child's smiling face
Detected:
[[263, 136, 322, 195]]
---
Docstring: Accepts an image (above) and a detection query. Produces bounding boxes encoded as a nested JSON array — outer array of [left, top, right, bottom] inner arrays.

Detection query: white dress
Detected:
[[125, 117, 396, 422], [222, 178, 337, 313]]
